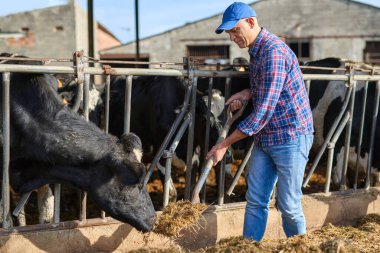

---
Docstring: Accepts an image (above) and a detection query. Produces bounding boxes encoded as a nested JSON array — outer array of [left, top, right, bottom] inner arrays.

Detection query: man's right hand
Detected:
[[226, 89, 252, 112]]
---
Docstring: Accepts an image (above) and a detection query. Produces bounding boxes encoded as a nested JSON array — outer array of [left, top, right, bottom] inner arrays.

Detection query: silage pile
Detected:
[[153, 200, 208, 237], [135, 213, 380, 253], [199, 213, 380, 252]]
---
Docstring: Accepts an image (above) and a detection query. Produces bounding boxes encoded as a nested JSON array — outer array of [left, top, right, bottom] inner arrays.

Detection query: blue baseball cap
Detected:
[[215, 2, 256, 34]]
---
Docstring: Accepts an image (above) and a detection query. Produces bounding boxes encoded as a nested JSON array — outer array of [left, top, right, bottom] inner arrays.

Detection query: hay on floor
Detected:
[[153, 200, 208, 237], [138, 213, 380, 252]]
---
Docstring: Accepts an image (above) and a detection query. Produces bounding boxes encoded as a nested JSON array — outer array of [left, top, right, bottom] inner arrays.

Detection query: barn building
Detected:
[[100, 0, 380, 67], [0, 0, 121, 61]]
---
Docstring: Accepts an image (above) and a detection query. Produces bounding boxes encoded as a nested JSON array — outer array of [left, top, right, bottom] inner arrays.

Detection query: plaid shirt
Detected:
[[237, 28, 314, 147]]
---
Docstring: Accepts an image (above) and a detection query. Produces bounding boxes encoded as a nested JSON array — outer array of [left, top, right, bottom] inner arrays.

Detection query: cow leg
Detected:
[[37, 184, 54, 224], [333, 146, 378, 188], [156, 162, 177, 202]]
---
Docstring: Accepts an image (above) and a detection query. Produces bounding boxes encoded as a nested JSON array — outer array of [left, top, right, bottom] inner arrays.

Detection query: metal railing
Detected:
[[1, 53, 380, 232]]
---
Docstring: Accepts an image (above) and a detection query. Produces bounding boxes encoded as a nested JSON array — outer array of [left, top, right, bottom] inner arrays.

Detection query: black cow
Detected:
[[303, 57, 380, 188], [0, 54, 155, 232], [105, 75, 228, 201]]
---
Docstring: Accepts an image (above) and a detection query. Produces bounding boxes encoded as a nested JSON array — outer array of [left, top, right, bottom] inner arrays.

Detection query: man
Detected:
[[206, 2, 314, 241]]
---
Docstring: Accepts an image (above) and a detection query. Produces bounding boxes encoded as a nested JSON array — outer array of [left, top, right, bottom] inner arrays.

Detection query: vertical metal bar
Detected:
[[201, 77, 213, 203], [2, 72, 11, 229], [79, 190, 87, 222], [79, 74, 90, 222], [163, 154, 173, 208], [184, 76, 197, 200], [340, 80, 356, 191], [104, 75, 110, 133], [306, 80, 311, 96], [354, 81, 368, 190], [324, 147, 334, 193], [134, 0, 140, 61], [365, 80, 380, 189], [87, 0, 94, 63], [204, 78, 213, 154], [163, 114, 192, 207], [83, 74, 90, 120], [124, 75, 132, 134], [226, 141, 254, 196], [53, 184, 61, 223], [101, 75, 111, 219], [218, 157, 226, 206], [217, 77, 231, 205]]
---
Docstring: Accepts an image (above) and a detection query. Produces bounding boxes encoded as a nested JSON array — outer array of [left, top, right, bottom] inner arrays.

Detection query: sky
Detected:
[[1, 0, 380, 44]]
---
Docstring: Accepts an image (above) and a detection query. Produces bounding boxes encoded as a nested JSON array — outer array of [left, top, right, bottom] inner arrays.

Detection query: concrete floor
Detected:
[[1, 187, 380, 252]]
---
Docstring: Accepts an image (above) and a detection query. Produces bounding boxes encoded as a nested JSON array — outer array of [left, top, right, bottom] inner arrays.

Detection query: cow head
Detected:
[[76, 132, 155, 232], [88, 161, 156, 232]]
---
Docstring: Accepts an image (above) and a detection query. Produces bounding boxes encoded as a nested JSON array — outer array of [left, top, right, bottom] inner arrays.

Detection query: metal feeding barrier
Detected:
[[191, 102, 247, 204], [0, 52, 248, 230], [1, 52, 380, 233]]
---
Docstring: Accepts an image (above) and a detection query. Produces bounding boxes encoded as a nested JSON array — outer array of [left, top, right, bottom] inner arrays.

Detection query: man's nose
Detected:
[[229, 33, 235, 41]]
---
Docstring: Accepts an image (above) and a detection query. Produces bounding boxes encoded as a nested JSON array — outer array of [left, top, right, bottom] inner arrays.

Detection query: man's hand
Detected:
[[206, 142, 229, 167], [225, 89, 252, 112]]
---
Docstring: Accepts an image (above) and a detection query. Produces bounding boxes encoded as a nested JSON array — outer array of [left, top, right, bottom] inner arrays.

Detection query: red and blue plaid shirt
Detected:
[[237, 28, 314, 147]]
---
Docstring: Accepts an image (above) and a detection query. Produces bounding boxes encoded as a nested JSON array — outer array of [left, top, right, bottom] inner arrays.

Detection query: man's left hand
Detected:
[[206, 143, 229, 167]]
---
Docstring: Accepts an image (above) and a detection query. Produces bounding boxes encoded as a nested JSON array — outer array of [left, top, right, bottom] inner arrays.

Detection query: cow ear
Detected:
[[119, 133, 143, 162], [119, 133, 142, 150]]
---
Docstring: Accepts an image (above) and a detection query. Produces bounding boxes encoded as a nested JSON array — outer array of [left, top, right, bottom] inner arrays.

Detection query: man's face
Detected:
[[226, 19, 253, 48]]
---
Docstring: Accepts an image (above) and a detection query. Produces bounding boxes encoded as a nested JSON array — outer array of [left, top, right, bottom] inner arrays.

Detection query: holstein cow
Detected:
[[104, 75, 228, 201], [303, 57, 380, 188], [0, 54, 155, 231]]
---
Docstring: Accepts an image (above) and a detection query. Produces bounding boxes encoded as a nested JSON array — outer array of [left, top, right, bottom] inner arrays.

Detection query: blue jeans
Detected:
[[243, 134, 313, 241]]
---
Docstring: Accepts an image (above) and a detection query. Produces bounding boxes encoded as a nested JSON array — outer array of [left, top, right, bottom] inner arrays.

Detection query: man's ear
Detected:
[[246, 17, 255, 28]]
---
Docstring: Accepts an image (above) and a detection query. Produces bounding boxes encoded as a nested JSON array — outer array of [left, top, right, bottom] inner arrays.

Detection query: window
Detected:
[[55, 26, 64, 32], [21, 27, 29, 32], [186, 45, 229, 69], [287, 40, 310, 60], [364, 41, 380, 64]]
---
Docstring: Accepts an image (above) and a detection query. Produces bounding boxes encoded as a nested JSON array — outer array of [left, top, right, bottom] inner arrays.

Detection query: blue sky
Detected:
[[1, 0, 380, 43]]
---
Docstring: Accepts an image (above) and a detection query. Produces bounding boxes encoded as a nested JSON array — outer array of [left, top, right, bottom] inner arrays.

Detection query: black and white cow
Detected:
[[304, 57, 380, 188], [0, 54, 155, 232]]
